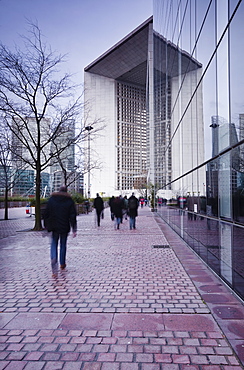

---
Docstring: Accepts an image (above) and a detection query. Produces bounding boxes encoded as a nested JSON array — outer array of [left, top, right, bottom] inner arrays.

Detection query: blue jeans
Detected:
[[115, 217, 121, 229], [129, 216, 136, 229], [51, 232, 68, 271]]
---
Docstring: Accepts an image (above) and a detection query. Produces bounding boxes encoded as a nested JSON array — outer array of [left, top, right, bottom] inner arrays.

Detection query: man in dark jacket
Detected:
[[93, 193, 104, 226], [113, 196, 124, 229], [128, 192, 139, 230], [44, 186, 77, 272]]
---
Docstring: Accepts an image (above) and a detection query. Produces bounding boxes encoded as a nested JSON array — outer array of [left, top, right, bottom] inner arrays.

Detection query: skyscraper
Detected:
[[84, 17, 204, 197]]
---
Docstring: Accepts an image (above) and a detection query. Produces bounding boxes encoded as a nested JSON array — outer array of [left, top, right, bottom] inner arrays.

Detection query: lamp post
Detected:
[[85, 125, 93, 199]]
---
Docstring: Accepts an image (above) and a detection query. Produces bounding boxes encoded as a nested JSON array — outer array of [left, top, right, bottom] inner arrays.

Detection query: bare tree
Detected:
[[0, 120, 29, 219], [0, 23, 101, 230], [51, 147, 102, 192]]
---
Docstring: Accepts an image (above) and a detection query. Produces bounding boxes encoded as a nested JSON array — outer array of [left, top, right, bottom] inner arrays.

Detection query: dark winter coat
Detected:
[[128, 195, 139, 217], [44, 192, 77, 234], [109, 196, 115, 212], [113, 197, 123, 219], [93, 196, 104, 212]]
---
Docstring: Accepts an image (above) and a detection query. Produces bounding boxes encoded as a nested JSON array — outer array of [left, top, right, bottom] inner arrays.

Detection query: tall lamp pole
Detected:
[[85, 125, 93, 199]]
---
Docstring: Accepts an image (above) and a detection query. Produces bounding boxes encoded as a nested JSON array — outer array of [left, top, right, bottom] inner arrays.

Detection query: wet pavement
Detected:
[[0, 206, 243, 369]]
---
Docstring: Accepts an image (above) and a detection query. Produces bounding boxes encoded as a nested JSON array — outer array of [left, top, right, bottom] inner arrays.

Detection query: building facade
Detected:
[[154, 0, 244, 301], [84, 16, 204, 198], [11, 117, 51, 197]]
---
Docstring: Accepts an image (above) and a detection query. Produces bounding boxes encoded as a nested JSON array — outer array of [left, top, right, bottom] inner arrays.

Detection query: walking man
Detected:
[[93, 193, 104, 226], [44, 186, 77, 273], [113, 196, 123, 229], [128, 192, 139, 230]]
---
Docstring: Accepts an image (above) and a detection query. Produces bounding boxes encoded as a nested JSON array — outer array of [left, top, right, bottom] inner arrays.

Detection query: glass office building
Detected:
[[84, 0, 244, 300], [155, 0, 244, 301]]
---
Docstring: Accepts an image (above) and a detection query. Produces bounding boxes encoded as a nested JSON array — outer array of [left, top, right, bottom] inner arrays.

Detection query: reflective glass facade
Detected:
[[155, 0, 244, 301]]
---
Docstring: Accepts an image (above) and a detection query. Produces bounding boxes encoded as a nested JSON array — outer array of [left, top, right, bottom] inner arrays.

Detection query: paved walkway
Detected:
[[0, 206, 243, 369]]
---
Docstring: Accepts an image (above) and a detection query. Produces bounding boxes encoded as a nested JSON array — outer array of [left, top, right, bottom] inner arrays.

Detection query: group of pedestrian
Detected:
[[43, 187, 139, 274], [138, 198, 149, 207], [108, 193, 139, 230]]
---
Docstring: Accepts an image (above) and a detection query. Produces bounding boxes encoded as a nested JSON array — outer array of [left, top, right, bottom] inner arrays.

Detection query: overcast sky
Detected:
[[0, 0, 153, 84]]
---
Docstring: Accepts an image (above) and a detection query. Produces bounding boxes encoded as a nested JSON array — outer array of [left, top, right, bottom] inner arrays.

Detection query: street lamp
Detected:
[[85, 125, 93, 199]]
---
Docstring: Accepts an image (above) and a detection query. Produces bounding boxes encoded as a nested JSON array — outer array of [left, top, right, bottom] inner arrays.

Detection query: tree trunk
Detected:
[[4, 187, 8, 220], [33, 166, 43, 230]]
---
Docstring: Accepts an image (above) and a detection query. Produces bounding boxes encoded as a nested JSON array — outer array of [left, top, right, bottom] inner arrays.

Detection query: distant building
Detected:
[[10, 117, 82, 197], [50, 119, 81, 193], [84, 17, 205, 197], [11, 117, 51, 197]]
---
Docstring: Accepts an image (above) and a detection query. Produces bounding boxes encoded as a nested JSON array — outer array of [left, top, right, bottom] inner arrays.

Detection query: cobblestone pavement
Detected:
[[0, 207, 35, 239], [0, 206, 243, 369]]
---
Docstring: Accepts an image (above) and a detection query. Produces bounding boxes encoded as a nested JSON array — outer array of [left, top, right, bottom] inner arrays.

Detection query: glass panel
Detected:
[[217, 32, 229, 134], [232, 143, 244, 224], [180, 0, 192, 54], [195, 1, 217, 160], [229, 0, 241, 15], [233, 225, 244, 298], [220, 222, 232, 284], [230, 1, 244, 143], [219, 153, 231, 219], [207, 219, 220, 274], [217, 0, 228, 42], [206, 159, 219, 217], [197, 216, 208, 261], [196, 0, 216, 60]]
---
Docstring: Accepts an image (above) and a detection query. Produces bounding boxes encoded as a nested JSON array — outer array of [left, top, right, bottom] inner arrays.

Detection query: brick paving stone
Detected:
[[154, 354, 172, 363], [60, 352, 80, 361], [159, 365, 180, 369], [42, 362, 64, 369], [6, 351, 27, 361], [116, 353, 133, 362], [83, 363, 101, 370], [3, 362, 27, 370], [180, 346, 198, 355], [0, 362, 9, 370], [121, 364, 139, 370], [79, 353, 96, 361], [189, 354, 210, 364], [97, 353, 116, 362], [93, 344, 110, 353], [23, 351, 43, 361], [197, 346, 215, 355], [101, 363, 120, 370], [7, 343, 24, 351], [24, 362, 46, 370], [172, 354, 190, 364], [141, 365, 161, 370], [0, 207, 243, 369], [22, 343, 41, 351], [40, 343, 58, 351], [136, 353, 154, 362]]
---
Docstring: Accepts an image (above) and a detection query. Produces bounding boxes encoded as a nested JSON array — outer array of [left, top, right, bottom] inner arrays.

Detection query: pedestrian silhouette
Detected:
[[93, 193, 104, 226], [44, 186, 77, 274], [113, 196, 123, 229], [128, 192, 139, 229], [108, 195, 115, 221]]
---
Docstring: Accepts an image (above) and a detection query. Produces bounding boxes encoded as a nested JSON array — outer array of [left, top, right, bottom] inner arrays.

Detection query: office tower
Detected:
[[84, 17, 204, 197]]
